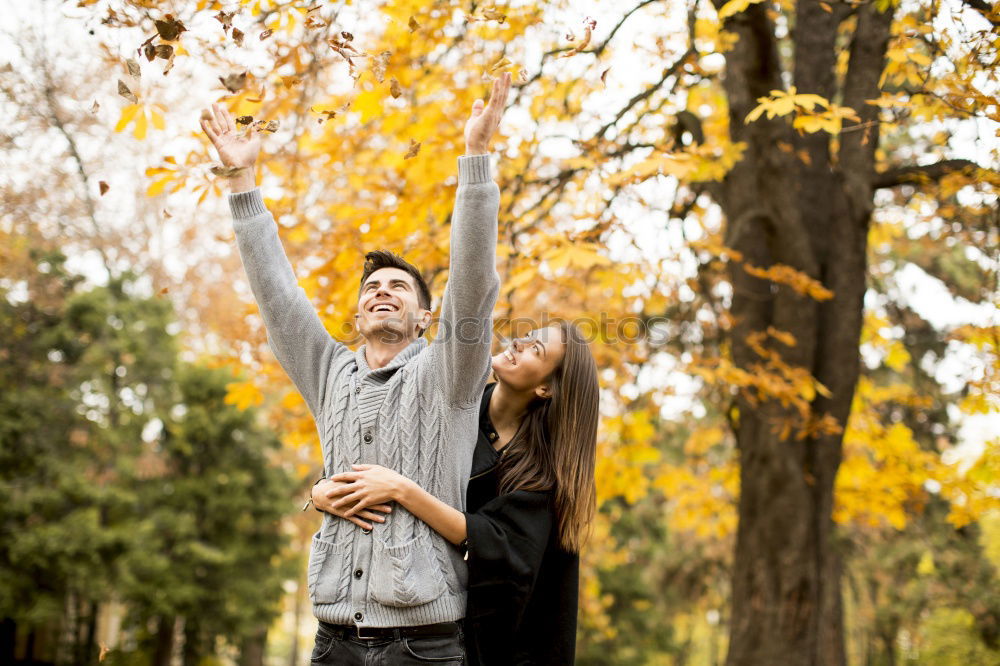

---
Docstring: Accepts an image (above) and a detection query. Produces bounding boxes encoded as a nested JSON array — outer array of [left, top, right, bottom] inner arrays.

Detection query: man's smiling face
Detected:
[[356, 267, 431, 343]]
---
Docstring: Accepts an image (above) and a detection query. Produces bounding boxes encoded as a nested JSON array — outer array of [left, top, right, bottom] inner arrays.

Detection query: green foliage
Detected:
[[0, 249, 294, 664]]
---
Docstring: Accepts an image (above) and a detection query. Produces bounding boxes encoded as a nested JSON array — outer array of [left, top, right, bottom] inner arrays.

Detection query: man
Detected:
[[200, 72, 511, 663]]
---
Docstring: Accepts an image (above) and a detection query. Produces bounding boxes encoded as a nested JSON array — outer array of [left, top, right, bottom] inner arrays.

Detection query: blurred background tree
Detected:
[[1, 0, 997, 664]]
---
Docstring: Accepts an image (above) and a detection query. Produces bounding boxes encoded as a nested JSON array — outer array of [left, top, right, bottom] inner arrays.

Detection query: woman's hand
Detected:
[[313, 478, 392, 530], [463, 71, 511, 155], [328, 465, 413, 518]]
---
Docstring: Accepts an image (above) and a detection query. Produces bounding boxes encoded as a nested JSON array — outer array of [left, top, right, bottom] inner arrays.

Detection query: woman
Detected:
[[313, 321, 599, 665]]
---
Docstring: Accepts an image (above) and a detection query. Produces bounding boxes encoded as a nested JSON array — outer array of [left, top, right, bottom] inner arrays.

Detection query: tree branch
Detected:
[[960, 0, 1000, 26], [874, 158, 984, 189]]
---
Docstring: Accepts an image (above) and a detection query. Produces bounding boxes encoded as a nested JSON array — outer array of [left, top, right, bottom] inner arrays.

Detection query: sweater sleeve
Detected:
[[463, 490, 553, 622], [429, 154, 501, 407], [228, 188, 346, 417]]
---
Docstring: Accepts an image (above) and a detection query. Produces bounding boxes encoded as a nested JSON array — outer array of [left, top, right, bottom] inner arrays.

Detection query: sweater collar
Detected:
[[355, 337, 427, 378]]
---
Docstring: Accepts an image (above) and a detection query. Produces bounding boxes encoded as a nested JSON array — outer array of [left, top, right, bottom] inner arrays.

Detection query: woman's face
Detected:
[[491, 325, 566, 395]]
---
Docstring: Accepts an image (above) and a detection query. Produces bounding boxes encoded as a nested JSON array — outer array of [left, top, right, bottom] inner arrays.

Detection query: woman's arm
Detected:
[[328, 465, 468, 545]]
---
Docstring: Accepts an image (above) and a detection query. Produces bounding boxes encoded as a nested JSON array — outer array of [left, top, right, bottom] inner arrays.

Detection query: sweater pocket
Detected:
[[308, 532, 351, 605], [370, 533, 447, 607]]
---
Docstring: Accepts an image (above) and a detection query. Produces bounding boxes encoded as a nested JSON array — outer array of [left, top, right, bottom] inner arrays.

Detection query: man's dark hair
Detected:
[[359, 250, 432, 311]]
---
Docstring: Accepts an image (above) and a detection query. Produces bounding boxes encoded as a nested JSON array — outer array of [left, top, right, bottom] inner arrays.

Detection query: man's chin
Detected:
[[360, 320, 411, 344]]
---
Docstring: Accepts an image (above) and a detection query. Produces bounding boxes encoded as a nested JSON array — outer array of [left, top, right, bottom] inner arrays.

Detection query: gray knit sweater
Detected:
[[227, 154, 500, 628]]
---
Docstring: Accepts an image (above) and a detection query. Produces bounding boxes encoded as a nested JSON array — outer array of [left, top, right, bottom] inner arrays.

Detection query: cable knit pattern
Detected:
[[227, 155, 499, 628]]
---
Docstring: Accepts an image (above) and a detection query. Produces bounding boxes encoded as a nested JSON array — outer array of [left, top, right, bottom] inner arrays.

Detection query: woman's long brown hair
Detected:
[[495, 321, 599, 553]]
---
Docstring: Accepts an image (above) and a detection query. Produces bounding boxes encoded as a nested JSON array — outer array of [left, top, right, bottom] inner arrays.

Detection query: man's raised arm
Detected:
[[201, 104, 343, 417], [432, 74, 510, 407]]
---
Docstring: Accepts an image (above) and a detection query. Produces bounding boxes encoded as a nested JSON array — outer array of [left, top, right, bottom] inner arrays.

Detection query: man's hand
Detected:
[[328, 465, 414, 518], [464, 72, 511, 156], [200, 103, 259, 192], [312, 478, 392, 530]]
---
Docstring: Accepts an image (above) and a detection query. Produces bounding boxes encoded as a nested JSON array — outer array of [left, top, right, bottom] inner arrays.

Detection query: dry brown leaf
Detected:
[[260, 29, 273, 41], [311, 106, 339, 123], [211, 165, 245, 177], [253, 119, 279, 133], [163, 209, 172, 218], [126, 58, 141, 78], [389, 78, 402, 98], [90, 99, 100, 113], [154, 44, 173, 59], [236, 115, 253, 125], [305, 14, 326, 29], [117, 79, 138, 103], [214, 10, 234, 33], [341, 31, 354, 41], [154, 15, 186, 41], [600, 68, 609, 86], [143, 42, 156, 62], [404, 139, 421, 159], [163, 53, 176, 76], [219, 71, 247, 93], [559, 17, 597, 58], [159, 287, 169, 295], [233, 28, 244, 47], [371, 50, 391, 83], [408, 16, 420, 32], [99, 181, 109, 196]]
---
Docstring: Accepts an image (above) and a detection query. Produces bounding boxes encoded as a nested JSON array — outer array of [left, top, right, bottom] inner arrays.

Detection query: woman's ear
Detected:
[[535, 383, 552, 400]]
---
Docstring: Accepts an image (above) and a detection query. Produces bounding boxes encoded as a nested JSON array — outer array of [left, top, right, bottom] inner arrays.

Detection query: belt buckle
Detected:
[[355, 624, 379, 640]]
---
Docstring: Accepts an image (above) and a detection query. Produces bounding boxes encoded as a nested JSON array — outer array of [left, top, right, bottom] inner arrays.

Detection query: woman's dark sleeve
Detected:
[[462, 490, 553, 622]]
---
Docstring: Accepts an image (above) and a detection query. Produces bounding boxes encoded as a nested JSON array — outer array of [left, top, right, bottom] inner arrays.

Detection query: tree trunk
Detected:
[[0, 619, 15, 665], [239, 627, 267, 666], [151, 616, 175, 666], [182, 617, 202, 666], [715, 2, 895, 664]]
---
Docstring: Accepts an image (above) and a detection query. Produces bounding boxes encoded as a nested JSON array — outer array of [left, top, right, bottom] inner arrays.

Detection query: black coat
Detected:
[[461, 384, 579, 665]]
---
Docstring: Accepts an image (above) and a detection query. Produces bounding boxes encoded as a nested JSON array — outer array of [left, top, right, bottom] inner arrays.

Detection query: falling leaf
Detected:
[[159, 287, 170, 294], [163, 209, 172, 218], [404, 139, 421, 159], [560, 17, 597, 58], [469, 7, 507, 23], [154, 44, 173, 59], [99, 181, 109, 196], [154, 15, 186, 41], [253, 119, 279, 133], [126, 58, 141, 78], [117, 79, 138, 103], [311, 106, 339, 123], [236, 115, 253, 125], [389, 78, 402, 98], [162, 53, 176, 76], [214, 10, 234, 34], [246, 85, 265, 103], [819, 2, 833, 11], [211, 165, 245, 177], [90, 99, 100, 113], [600, 68, 609, 86], [371, 50, 391, 83], [143, 42, 156, 62], [98, 644, 110, 662], [260, 29, 273, 41], [233, 28, 244, 47], [489, 56, 512, 73], [341, 31, 354, 41], [219, 71, 247, 93], [305, 14, 326, 29], [408, 16, 420, 32]]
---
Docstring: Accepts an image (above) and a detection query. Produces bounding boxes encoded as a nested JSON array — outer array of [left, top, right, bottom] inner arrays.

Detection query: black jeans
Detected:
[[310, 622, 465, 665]]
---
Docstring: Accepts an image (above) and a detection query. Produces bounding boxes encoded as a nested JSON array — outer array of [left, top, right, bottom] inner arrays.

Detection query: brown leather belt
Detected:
[[319, 619, 461, 641]]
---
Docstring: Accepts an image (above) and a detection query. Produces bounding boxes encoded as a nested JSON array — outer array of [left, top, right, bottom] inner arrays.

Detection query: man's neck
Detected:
[[364, 335, 416, 370]]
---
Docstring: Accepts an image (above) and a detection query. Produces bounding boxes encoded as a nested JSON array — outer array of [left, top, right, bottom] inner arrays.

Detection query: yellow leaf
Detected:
[[133, 110, 148, 140], [146, 176, 173, 197], [115, 104, 140, 132], [717, 0, 766, 20], [225, 380, 264, 411], [150, 108, 165, 130]]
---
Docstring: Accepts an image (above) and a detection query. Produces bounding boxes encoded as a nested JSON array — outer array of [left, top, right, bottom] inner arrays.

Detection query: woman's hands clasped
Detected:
[[312, 477, 394, 531]]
